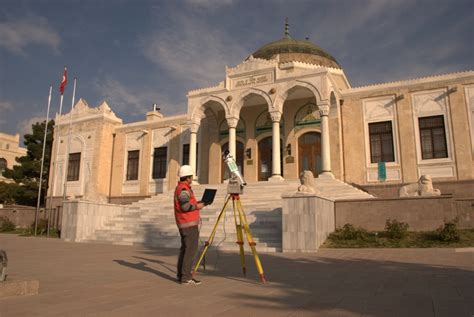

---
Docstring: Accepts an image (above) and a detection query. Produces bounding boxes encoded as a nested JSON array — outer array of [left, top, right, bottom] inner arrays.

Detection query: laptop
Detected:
[[200, 189, 217, 206]]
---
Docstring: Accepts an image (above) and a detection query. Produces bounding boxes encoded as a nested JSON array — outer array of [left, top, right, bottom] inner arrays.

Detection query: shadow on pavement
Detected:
[[128, 223, 474, 316]]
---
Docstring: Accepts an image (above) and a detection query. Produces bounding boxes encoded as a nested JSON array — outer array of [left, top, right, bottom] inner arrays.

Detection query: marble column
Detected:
[[269, 111, 284, 181], [226, 117, 238, 159], [319, 103, 334, 178], [189, 123, 199, 182]]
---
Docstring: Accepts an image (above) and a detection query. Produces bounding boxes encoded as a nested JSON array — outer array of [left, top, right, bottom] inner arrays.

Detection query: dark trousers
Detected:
[[177, 225, 199, 281]]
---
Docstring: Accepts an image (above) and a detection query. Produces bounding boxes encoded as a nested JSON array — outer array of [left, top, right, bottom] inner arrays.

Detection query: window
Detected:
[[182, 143, 198, 166], [126, 150, 140, 181], [152, 147, 167, 179], [419, 115, 448, 159], [182, 144, 190, 165], [0, 158, 7, 175], [369, 121, 395, 163], [67, 153, 81, 181]]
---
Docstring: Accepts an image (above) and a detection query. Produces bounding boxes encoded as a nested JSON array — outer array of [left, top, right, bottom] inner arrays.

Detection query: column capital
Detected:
[[269, 111, 282, 123], [318, 105, 330, 117], [189, 122, 200, 133], [226, 116, 239, 129]]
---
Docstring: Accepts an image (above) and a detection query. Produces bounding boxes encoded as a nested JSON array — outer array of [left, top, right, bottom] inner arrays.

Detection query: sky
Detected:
[[0, 0, 473, 140]]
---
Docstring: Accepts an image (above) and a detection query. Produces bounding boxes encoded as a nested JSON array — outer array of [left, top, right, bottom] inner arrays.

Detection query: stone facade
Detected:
[[47, 40, 474, 206], [0, 133, 26, 182]]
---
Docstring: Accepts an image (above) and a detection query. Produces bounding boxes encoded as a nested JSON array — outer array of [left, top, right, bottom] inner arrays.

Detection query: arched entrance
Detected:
[[221, 141, 244, 182], [258, 137, 283, 181], [298, 132, 322, 177]]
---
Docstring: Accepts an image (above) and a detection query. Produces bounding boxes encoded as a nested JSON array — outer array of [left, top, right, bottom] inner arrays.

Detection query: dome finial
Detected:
[[284, 17, 289, 38]]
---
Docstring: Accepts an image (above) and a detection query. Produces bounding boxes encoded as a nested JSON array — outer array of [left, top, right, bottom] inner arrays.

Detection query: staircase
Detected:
[[82, 181, 300, 252], [80, 177, 373, 252]]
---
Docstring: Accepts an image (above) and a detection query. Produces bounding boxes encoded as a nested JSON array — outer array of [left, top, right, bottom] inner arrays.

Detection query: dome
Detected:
[[250, 23, 341, 69]]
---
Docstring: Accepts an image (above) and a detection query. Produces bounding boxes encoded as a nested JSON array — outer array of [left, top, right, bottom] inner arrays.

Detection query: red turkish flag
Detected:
[[59, 66, 67, 95]]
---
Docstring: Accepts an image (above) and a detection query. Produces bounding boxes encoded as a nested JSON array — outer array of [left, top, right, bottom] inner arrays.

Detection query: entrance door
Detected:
[[221, 141, 244, 182], [298, 132, 322, 177], [258, 137, 283, 181]]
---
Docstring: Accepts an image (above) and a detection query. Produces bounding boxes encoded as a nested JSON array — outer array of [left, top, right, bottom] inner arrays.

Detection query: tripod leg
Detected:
[[232, 196, 246, 276], [192, 195, 231, 277], [237, 199, 266, 284]]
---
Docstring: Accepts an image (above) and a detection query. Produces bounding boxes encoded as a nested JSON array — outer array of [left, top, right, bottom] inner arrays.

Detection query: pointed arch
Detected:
[[190, 95, 229, 125], [273, 80, 322, 113], [231, 88, 273, 118]]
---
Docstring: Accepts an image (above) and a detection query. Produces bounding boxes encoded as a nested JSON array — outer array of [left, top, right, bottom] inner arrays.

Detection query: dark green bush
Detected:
[[436, 221, 460, 242], [384, 219, 409, 239], [331, 224, 370, 240], [0, 216, 15, 232]]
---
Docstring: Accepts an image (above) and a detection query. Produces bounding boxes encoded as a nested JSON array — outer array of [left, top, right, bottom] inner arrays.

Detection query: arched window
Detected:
[[294, 103, 320, 131]]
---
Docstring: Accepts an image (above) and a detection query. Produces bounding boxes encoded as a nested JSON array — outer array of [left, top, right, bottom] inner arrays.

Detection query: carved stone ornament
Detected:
[[226, 117, 239, 129], [269, 111, 282, 122], [189, 122, 200, 134], [399, 175, 441, 197], [297, 170, 315, 194], [318, 106, 330, 117]]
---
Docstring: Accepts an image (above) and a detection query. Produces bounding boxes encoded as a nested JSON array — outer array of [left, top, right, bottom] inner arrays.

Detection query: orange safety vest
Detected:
[[174, 181, 200, 229]]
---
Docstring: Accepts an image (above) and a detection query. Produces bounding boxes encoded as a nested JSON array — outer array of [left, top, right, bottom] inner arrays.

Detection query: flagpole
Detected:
[[63, 77, 77, 201], [49, 94, 64, 222], [34, 85, 53, 236], [47, 66, 67, 235]]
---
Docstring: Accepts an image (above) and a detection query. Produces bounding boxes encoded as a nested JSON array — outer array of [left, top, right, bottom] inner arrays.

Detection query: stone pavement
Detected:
[[0, 234, 473, 317]]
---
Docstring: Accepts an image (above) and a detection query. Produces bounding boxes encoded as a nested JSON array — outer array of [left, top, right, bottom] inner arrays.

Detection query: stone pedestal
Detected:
[[282, 193, 335, 252]]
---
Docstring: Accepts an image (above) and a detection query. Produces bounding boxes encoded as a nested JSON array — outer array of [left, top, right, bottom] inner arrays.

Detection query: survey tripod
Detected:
[[192, 152, 266, 283]]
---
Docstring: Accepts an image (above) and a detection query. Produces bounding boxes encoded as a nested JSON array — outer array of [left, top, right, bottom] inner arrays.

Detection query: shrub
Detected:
[[30, 219, 48, 235], [0, 216, 16, 232], [331, 224, 369, 240], [436, 221, 460, 242], [384, 219, 409, 239]]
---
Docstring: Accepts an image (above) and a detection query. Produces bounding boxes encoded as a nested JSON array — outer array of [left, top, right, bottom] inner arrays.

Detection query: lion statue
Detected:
[[399, 175, 441, 197], [298, 170, 316, 194]]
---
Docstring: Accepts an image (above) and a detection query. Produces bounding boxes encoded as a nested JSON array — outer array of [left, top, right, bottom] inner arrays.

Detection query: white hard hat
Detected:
[[178, 165, 194, 178]]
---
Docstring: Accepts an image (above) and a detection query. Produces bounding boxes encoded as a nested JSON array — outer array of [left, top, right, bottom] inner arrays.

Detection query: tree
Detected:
[[2, 120, 54, 206]]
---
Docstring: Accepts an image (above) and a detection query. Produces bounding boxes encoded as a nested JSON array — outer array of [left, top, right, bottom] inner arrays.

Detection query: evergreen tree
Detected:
[[1, 120, 54, 206]]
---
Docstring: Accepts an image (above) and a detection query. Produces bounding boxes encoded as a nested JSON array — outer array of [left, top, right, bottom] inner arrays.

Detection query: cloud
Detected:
[[141, 13, 247, 87], [17, 115, 46, 136], [0, 16, 60, 55], [184, 0, 234, 8], [0, 101, 13, 112], [94, 77, 182, 118]]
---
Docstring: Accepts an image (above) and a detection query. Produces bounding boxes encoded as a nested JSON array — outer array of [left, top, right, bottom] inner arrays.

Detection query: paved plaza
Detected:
[[0, 234, 473, 317]]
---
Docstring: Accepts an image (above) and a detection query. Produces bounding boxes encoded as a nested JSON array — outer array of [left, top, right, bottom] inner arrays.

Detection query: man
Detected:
[[174, 165, 205, 285]]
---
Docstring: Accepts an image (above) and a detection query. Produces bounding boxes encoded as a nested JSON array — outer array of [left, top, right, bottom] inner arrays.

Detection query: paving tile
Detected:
[[0, 234, 473, 317]]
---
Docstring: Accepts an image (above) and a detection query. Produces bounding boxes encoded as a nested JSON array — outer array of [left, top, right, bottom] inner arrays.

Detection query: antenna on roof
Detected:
[[284, 17, 290, 38]]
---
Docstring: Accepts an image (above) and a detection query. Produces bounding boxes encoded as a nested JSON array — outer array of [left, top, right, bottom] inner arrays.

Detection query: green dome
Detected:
[[250, 36, 341, 69]]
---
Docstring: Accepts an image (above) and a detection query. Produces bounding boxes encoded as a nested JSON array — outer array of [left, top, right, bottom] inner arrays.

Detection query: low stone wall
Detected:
[[361, 179, 474, 199], [61, 200, 125, 242], [454, 198, 474, 228], [282, 194, 335, 252], [334, 195, 474, 231], [0, 206, 46, 229]]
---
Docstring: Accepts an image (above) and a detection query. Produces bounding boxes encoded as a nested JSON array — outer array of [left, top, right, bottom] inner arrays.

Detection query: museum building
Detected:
[[47, 27, 474, 205]]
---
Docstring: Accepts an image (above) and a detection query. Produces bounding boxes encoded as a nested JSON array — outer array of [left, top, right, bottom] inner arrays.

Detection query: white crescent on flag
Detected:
[[60, 66, 68, 95]]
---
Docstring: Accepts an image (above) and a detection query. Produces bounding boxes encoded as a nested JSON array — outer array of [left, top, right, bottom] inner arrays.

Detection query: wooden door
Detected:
[[298, 132, 322, 177]]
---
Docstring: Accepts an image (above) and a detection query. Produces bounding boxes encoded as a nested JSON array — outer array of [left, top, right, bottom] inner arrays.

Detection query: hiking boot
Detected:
[[181, 278, 201, 285]]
